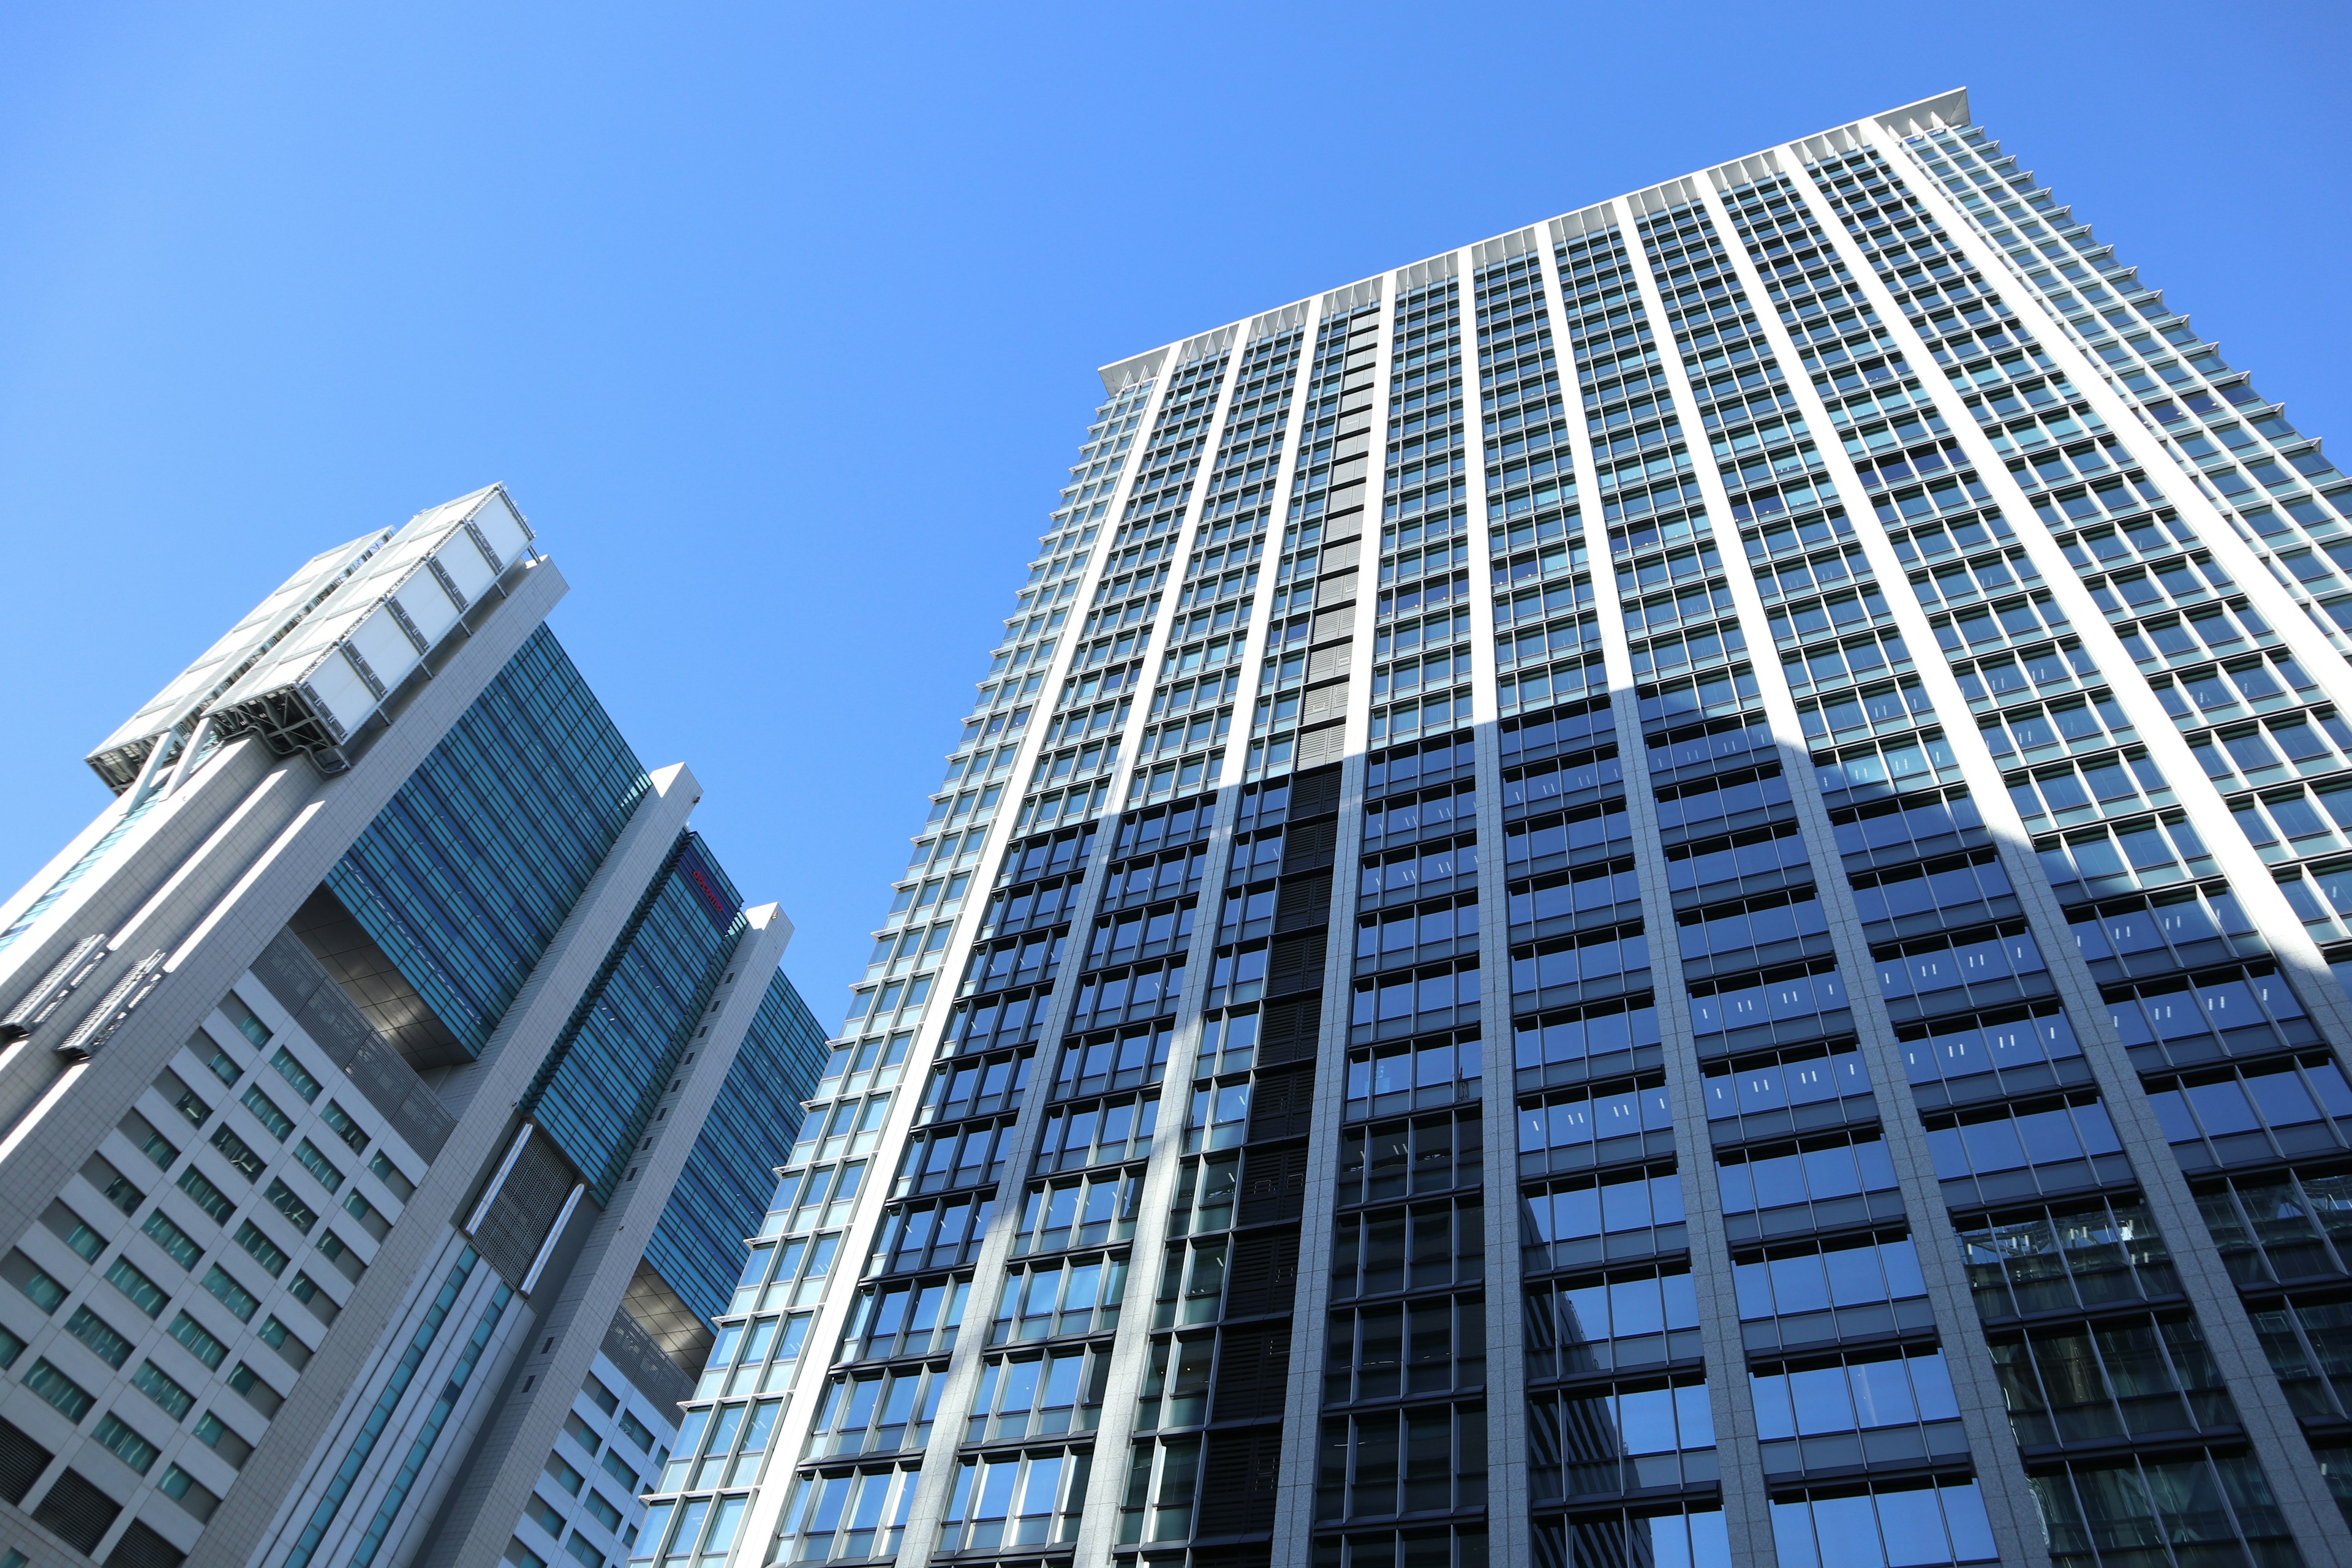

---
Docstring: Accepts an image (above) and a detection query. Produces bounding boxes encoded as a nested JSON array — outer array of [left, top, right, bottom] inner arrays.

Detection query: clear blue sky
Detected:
[[2, 2, 2346, 1026]]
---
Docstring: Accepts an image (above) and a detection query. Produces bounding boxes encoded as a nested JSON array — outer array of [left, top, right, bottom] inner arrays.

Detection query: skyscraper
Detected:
[[650, 89, 2352, 1568], [0, 486, 825, 1568]]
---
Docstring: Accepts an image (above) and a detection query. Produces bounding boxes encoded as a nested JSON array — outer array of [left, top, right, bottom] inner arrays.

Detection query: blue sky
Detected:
[[1, 2, 2346, 1026]]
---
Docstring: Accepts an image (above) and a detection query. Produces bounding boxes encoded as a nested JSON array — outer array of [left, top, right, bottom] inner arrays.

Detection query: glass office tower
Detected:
[[0, 488, 824, 1568], [675, 89, 2352, 1568]]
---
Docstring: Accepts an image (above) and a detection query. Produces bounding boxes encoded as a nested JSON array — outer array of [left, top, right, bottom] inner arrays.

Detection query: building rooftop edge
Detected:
[[1095, 86, 1969, 394]]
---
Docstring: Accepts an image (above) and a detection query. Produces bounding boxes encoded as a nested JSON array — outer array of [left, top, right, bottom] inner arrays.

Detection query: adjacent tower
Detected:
[[687, 91, 2352, 1568], [0, 487, 825, 1568]]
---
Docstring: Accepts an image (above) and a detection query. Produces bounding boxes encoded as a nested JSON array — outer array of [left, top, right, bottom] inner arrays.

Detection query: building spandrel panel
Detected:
[[688, 90, 2352, 1568]]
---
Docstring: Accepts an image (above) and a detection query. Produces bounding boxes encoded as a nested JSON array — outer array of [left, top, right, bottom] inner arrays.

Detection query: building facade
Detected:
[[653, 90, 2352, 1568], [0, 486, 825, 1568]]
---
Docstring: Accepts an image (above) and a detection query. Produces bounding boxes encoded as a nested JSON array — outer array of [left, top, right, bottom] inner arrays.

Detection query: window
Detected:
[[938, 1447, 1090, 1551], [105, 1256, 168, 1318], [220, 992, 271, 1049], [1735, 1230, 1927, 1340], [239, 1085, 294, 1142], [1524, 1168, 1682, 1272], [25, 1359, 94, 1420], [177, 1165, 235, 1224], [1752, 1346, 1962, 1468], [2105, 966, 2316, 1072], [1900, 1002, 2079, 1093], [2149, 1055, 2352, 1169], [1347, 1028, 1483, 1116], [65, 1306, 132, 1368], [870, 1190, 994, 1273], [696, 1313, 809, 1401], [1357, 892, 1480, 966], [1528, 1378, 1712, 1501], [168, 1311, 228, 1370], [969, 1345, 1110, 1441], [1011, 1169, 1142, 1255], [1068, 956, 1187, 1031], [1518, 1076, 1673, 1174], [2189, 707, 2352, 791], [1769, 1478, 1996, 1568], [839, 1275, 968, 1362], [270, 1047, 322, 1104], [159, 1462, 218, 1521], [910, 1055, 1021, 1134], [1717, 1130, 1898, 1238], [766, 1162, 865, 1237], [1335, 1110, 1483, 1207], [1333, 1196, 1484, 1298], [321, 1101, 368, 1154], [202, 1262, 259, 1321], [1033, 1093, 1159, 1172], [1958, 1194, 2180, 1322], [209, 1123, 265, 1182], [140, 1213, 202, 1269], [728, 1232, 841, 1313], [2026, 1450, 2295, 1568], [1534, 1507, 1727, 1568], [1317, 1402, 1487, 1519], [1923, 1093, 2127, 1203], [6, 1250, 67, 1313], [772, 1465, 919, 1563], [265, 1178, 318, 1234], [617, 1408, 653, 1452], [2250, 1296, 2352, 1423], [990, 1253, 1128, 1342], [1513, 922, 1646, 998], [93, 1412, 159, 1475], [42, 1202, 102, 1261], [1989, 1312, 2235, 1447], [1703, 1041, 1871, 1134], [235, 1219, 290, 1276], [1689, 959, 1849, 1053], [1326, 1295, 1485, 1404], [1525, 1266, 1697, 1378], [1874, 921, 2045, 1011], [130, 1359, 194, 1419], [805, 1365, 948, 1458], [1054, 1022, 1173, 1098]]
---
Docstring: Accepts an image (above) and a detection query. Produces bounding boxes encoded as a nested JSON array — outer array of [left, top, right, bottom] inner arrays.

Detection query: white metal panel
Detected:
[[434, 534, 495, 601], [466, 488, 533, 567], [346, 606, 423, 693], [397, 579, 463, 643], [302, 655, 377, 741]]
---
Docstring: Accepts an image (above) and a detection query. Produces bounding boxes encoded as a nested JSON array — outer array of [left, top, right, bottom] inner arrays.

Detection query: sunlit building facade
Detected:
[[662, 90, 2352, 1568]]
